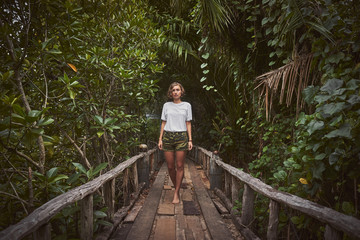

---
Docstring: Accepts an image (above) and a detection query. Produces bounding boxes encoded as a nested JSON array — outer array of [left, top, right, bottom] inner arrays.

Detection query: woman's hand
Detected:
[[188, 141, 193, 151], [158, 139, 163, 150]]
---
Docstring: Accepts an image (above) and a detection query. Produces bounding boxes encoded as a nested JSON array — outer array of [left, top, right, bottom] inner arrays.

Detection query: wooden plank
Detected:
[[175, 202, 186, 240], [110, 223, 132, 240], [104, 179, 115, 221], [163, 189, 175, 203], [153, 217, 175, 240], [126, 162, 167, 240], [212, 199, 229, 214], [214, 157, 360, 239], [163, 185, 172, 190], [80, 194, 93, 240], [0, 148, 157, 240], [158, 203, 174, 215], [124, 205, 142, 223], [185, 216, 205, 240], [241, 184, 255, 227], [188, 161, 233, 240], [267, 200, 279, 240], [182, 189, 193, 201]]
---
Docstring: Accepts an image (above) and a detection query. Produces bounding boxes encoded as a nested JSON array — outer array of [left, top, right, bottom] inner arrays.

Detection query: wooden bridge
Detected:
[[1, 146, 360, 240]]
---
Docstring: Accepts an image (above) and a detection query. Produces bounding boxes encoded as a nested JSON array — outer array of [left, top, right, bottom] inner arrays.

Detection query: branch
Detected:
[[0, 191, 29, 206], [62, 131, 92, 169]]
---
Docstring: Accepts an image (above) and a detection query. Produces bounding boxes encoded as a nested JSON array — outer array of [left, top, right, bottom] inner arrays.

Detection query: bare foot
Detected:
[[172, 193, 180, 204]]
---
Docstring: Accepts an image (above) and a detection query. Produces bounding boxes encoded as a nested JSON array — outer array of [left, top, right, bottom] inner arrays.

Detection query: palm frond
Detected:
[[255, 54, 313, 120], [198, 0, 232, 33]]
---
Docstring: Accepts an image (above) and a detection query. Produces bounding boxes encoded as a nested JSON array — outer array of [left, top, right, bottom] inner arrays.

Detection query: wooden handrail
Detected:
[[0, 147, 158, 240], [191, 146, 360, 240]]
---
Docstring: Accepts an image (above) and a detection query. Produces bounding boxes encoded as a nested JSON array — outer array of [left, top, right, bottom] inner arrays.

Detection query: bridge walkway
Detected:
[[110, 160, 242, 240]]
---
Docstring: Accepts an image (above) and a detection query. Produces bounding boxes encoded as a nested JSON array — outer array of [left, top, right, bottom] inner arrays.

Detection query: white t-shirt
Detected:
[[161, 102, 192, 132]]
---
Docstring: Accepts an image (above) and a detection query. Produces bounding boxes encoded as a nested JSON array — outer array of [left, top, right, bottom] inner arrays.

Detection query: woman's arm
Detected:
[[186, 121, 193, 150], [158, 120, 166, 150]]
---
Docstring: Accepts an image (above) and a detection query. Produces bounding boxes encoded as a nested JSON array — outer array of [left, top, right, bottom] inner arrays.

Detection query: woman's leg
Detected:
[[164, 151, 176, 188], [172, 151, 186, 204]]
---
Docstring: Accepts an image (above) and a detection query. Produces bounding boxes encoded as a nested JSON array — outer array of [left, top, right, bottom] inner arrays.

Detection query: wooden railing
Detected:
[[0, 147, 160, 240], [189, 146, 360, 240]]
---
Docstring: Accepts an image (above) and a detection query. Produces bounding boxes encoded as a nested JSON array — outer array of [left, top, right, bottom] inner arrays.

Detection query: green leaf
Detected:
[[28, 110, 42, 118], [38, 118, 54, 126], [97, 131, 104, 138], [346, 79, 360, 90], [314, 95, 332, 104], [324, 123, 352, 139], [201, 63, 208, 69], [30, 128, 44, 135], [92, 162, 108, 176], [312, 162, 325, 180], [200, 77, 206, 82], [72, 162, 87, 174], [315, 153, 326, 160], [201, 53, 209, 59], [49, 174, 69, 184], [47, 167, 59, 178], [94, 210, 107, 218], [97, 220, 113, 226], [94, 115, 103, 125], [203, 70, 209, 74], [329, 152, 340, 165], [307, 120, 324, 135], [104, 118, 117, 125], [318, 102, 347, 116], [303, 86, 319, 104], [67, 173, 81, 184], [347, 95, 360, 106], [320, 78, 343, 94]]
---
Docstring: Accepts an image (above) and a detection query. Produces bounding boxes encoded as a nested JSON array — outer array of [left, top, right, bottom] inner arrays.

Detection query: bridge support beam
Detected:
[[138, 151, 150, 188], [241, 184, 255, 228], [267, 199, 279, 240], [81, 194, 93, 240], [209, 155, 223, 190]]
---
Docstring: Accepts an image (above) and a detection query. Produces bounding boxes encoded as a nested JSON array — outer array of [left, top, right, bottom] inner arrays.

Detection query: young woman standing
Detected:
[[158, 82, 193, 204]]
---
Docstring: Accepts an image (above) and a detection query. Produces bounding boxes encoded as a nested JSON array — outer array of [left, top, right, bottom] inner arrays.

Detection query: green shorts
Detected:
[[162, 131, 188, 152]]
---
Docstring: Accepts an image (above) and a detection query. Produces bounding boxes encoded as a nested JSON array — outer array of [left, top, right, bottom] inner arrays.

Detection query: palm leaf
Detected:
[[255, 54, 313, 120]]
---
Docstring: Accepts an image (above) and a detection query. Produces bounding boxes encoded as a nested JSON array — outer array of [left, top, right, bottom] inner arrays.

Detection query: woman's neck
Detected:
[[173, 99, 181, 104]]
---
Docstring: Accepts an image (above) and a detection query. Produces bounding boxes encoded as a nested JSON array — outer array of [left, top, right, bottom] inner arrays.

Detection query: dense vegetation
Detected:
[[1, 0, 359, 238]]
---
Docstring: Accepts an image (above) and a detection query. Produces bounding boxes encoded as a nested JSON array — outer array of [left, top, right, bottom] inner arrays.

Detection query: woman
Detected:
[[158, 82, 193, 204]]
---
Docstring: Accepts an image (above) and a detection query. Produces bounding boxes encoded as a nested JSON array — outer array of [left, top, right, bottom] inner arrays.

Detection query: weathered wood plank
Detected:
[[267, 199, 279, 240], [188, 161, 233, 240], [0, 148, 157, 240], [125, 162, 167, 240], [212, 199, 229, 214], [209, 156, 223, 190], [104, 178, 115, 221], [33, 223, 50, 240], [324, 224, 343, 240], [214, 157, 360, 239], [241, 184, 255, 227], [153, 217, 175, 240], [158, 203, 174, 215], [231, 176, 240, 205], [213, 188, 260, 240], [80, 194, 93, 240], [95, 182, 146, 240], [124, 205, 142, 223]]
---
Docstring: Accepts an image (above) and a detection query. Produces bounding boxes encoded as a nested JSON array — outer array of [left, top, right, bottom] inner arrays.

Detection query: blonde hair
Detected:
[[167, 82, 185, 99]]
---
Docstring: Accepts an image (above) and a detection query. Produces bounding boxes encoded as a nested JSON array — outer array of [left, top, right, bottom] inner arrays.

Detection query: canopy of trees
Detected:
[[1, 0, 359, 238]]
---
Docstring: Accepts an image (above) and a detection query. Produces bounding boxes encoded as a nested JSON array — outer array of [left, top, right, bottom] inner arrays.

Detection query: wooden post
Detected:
[[241, 184, 255, 227], [123, 168, 130, 206], [324, 224, 343, 240], [103, 178, 115, 221], [209, 155, 223, 190], [137, 152, 149, 187], [194, 146, 198, 164], [231, 176, 240, 205], [33, 223, 51, 240], [267, 200, 279, 240], [149, 152, 154, 174], [225, 171, 231, 197], [132, 162, 139, 192], [81, 194, 93, 240]]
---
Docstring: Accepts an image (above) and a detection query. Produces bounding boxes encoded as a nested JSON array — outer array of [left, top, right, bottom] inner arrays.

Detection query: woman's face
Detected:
[[171, 85, 182, 99]]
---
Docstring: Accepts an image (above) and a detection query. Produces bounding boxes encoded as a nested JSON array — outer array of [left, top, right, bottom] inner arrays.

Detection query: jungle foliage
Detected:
[[0, 0, 164, 237], [149, 0, 360, 238]]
